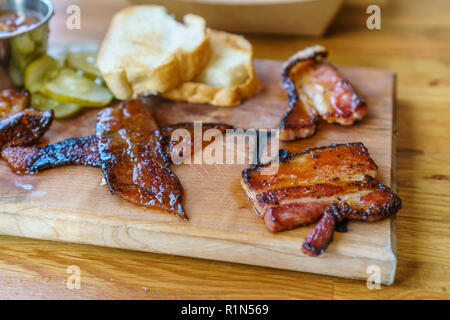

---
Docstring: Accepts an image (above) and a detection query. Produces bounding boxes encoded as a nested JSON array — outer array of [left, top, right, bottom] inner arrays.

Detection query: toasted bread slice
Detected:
[[161, 29, 259, 107], [97, 5, 210, 100]]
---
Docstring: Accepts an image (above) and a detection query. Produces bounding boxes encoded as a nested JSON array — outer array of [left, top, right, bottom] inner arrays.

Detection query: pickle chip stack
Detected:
[[24, 51, 113, 119]]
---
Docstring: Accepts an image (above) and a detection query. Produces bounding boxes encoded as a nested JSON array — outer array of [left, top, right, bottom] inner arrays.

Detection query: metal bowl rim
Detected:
[[0, 0, 54, 40]]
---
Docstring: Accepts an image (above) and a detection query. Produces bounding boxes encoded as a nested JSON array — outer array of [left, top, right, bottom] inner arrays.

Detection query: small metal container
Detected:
[[0, 0, 54, 86]]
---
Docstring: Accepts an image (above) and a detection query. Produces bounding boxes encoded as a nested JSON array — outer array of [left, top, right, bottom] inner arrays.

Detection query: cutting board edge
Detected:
[[0, 207, 397, 285]]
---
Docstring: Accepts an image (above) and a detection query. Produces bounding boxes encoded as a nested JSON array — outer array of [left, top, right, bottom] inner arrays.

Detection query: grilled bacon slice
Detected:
[[278, 45, 368, 141], [242, 143, 378, 197], [0, 89, 30, 120], [241, 143, 401, 256], [1, 135, 100, 174], [0, 109, 53, 150], [278, 47, 324, 141], [96, 99, 186, 219], [1, 123, 233, 174]]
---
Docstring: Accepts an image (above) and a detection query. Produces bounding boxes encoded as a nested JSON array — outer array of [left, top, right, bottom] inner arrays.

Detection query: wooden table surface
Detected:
[[0, 0, 449, 299]]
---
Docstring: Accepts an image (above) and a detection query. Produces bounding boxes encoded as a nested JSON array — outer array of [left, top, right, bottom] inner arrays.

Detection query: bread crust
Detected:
[[97, 6, 211, 100], [161, 29, 259, 107]]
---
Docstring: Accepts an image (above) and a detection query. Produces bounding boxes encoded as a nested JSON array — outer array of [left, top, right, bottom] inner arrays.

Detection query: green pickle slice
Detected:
[[31, 93, 82, 119], [66, 51, 101, 79], [25, 54, 58, 93], [9, 25, 49, 87], [42, 68, 113, 107]]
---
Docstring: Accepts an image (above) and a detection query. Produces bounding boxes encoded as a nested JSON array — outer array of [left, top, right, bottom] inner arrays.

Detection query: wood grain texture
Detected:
[[0, 0, 448, 300], [0, 59, 397, 284]]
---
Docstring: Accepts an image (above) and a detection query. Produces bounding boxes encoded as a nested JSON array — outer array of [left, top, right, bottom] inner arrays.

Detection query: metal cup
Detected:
[[0, 0, 54, 86]]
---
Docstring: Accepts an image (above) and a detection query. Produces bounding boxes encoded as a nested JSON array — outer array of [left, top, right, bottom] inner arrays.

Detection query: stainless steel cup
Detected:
[[0, 0, 53, 86]]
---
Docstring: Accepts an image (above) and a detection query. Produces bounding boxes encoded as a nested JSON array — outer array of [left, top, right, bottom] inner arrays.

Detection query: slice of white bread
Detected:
[[161, 29, 259, 107], [97, 5, 210, 100]]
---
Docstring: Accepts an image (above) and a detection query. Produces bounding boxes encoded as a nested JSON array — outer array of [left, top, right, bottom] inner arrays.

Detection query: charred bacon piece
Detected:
[[1, 123, 233, 174], [0, 109, 53, 150], [1, 135, 100, 174], [241, 143, 401, 256], [96, 99, 186, 219], [0, 89, 30, 120], [278, 45, 368, 141]]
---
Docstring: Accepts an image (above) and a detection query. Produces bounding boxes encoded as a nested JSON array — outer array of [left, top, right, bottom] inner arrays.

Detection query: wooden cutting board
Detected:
[[0, 59, 397, 284]]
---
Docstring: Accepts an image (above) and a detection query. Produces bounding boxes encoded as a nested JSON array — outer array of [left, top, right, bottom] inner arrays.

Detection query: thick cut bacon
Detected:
[[241, 143, 401, 256], [96, 99, 186, 218], [243, 143, 378, 195], [0, 109, 53, 150], [0, 89, 30, 119], [1, 123, 233, 174], [278, 45, 368, 141]]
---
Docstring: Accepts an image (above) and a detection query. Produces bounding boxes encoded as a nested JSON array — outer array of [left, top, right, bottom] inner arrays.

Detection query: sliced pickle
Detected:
[[24, 54, 58, 93], [42, 68, 113, 107], [31, 93, 82, 119], [66, 51, 101, 79], [13, 34, 35, 55], [47, 42, 99, 64], [9, 25, 48, 87]]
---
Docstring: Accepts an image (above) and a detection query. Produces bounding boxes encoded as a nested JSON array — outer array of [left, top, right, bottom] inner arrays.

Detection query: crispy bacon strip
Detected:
[[96, 99, 186, 218], [278, 45, 368, 141], [1, 135, 100, 174], [241, 143, 401, 256], [1, 123, 233, 174], [0, 89, 30, 119], [0, 109, 53, 150]]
